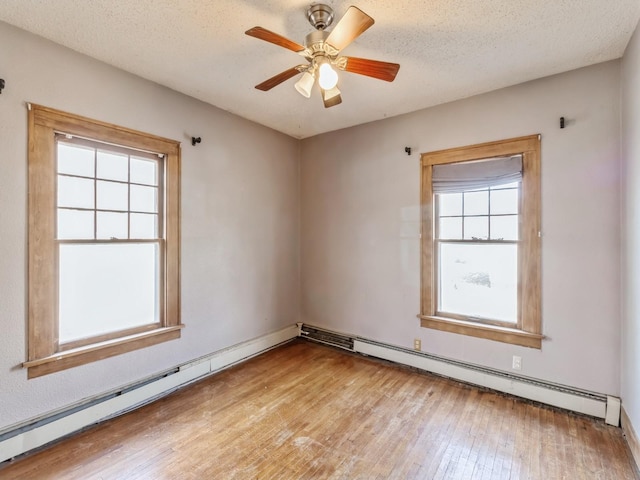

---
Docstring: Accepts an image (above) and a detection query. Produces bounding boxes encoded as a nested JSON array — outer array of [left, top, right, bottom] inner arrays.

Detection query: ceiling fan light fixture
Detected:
[[295, 71, 315, 98], [318, 62, 338, 90]]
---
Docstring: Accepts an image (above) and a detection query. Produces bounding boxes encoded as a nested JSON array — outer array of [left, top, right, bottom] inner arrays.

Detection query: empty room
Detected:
[[1, 1, 640, 478]]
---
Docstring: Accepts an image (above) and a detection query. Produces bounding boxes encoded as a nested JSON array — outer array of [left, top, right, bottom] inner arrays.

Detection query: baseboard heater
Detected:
[[298, 324, 355, 351], [298, 324, 620, 426], [0, 323, 620, 465], [0, 325, 299, 465]]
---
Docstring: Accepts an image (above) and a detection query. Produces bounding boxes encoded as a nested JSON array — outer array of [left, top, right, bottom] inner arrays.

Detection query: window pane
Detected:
[[58, 209, 94, 240], [490, 188, 519, 215], [439, 217, 462, 240], [58, 243, 160, 343], [463, 216, 488, 240], [438, 242, 517, 323], [463, 190, 488, 216], [97, 211, 128, 239], [131, 185, 157, 213], [131, 213, 158, 239], [58, 175, 94, 209], [97, 150, 128, 182], [490, 215, 518, 240], [131, 157, 158, 186], [58, 143, 94, 177], [97, 180, 128, 211], [438, 193, 462, 216]]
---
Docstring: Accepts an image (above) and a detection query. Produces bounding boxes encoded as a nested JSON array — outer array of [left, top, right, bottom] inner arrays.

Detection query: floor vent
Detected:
[[299, 324, 354, 351]]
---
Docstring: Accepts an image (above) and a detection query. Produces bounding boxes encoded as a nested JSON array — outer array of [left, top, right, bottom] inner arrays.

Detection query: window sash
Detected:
[[56, 239, 166, 348], [436, 185, 520, 241], [55, 136, 164, 242], [434, 239, 518, 328]]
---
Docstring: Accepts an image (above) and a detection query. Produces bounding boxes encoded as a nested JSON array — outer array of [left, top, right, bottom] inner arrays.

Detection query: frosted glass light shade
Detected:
[[318, 63, 338, 90], [322, 85, 342, 107], [323, 86, 340, 101], [295, 72, 315, 98]]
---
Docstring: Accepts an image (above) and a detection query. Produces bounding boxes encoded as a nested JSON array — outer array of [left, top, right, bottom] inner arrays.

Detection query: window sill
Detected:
[[418, 315, 542, 349], [23, 325, 184, 378]]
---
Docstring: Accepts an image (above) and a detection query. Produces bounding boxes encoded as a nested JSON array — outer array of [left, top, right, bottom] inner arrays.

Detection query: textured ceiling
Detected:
[[1, 1, 639, 139]]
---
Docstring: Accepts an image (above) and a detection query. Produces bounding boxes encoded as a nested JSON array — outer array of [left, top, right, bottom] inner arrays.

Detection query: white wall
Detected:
[[622, 19, 640, 434], [0, 22, 300, 430], [301, 61, 621, 395]]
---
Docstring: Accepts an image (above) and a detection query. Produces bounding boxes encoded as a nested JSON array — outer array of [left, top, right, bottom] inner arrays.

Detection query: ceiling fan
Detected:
[[245, 4, 400, 108]]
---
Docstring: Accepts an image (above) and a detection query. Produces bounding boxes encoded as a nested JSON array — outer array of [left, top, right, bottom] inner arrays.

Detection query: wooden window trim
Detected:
[[23, 326, 184, 378], [26, 104, 182, 378], [419, 135, 542, 348]]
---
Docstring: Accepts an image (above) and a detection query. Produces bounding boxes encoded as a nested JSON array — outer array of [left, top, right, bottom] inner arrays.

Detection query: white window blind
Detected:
[[432, 155, 522, 193]]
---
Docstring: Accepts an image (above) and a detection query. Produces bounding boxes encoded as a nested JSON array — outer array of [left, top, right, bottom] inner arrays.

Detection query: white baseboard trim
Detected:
[[352, 337, 618, 423], [0, 325, 298, 464], [622, 406, 640, 472]]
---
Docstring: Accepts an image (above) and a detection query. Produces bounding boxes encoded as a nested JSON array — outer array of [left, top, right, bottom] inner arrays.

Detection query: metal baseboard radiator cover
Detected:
[[298, 324, 619, 424], [0, 325, 299, 464], [358, 338, 605, 402], [299, 324, 355, 351]]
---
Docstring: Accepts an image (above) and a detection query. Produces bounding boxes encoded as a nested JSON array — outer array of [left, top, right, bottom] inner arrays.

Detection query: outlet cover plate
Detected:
[[512, 355, 522, 370]]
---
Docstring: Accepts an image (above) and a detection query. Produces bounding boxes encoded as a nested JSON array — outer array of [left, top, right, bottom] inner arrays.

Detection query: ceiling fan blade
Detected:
[[322, 87, 342, 108], [255, 66, 305, 91], [325, 6, 374, 52], [340, 57, 400, 82], [245, 26, 305, 53]]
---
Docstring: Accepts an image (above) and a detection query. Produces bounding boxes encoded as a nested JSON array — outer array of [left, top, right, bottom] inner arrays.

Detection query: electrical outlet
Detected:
[[512, 355, 522, 371], [414, 338, 421, 351]]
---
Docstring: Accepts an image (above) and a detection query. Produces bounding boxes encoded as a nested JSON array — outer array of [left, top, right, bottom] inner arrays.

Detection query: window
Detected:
[[26, 105, 182, 378], [436, 181, 519, 325], [419, 135, 542, 348]]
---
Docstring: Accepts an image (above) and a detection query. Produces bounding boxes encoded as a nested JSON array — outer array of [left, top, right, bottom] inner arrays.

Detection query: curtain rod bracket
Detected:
[[0, 79, 4, 94], [405, 146, 412, 156], [191, 136, 201, 146]]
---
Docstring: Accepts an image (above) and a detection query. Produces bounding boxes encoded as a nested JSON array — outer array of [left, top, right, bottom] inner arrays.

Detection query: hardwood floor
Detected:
[[2, 340, 638, 479]]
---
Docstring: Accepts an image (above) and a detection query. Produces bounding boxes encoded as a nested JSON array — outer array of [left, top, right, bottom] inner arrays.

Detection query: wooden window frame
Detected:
[[419, 135, 542, 348], [25, 104, 182, 378]]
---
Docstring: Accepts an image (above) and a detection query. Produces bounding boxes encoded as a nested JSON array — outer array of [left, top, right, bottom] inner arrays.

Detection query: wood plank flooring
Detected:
[[1, 340, 638, 479]]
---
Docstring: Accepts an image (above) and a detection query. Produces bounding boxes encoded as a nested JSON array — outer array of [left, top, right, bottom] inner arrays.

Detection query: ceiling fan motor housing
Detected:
[[304, 30, 329, 49], [304, 30, 339, 70], [306, 4, 334, 30]]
